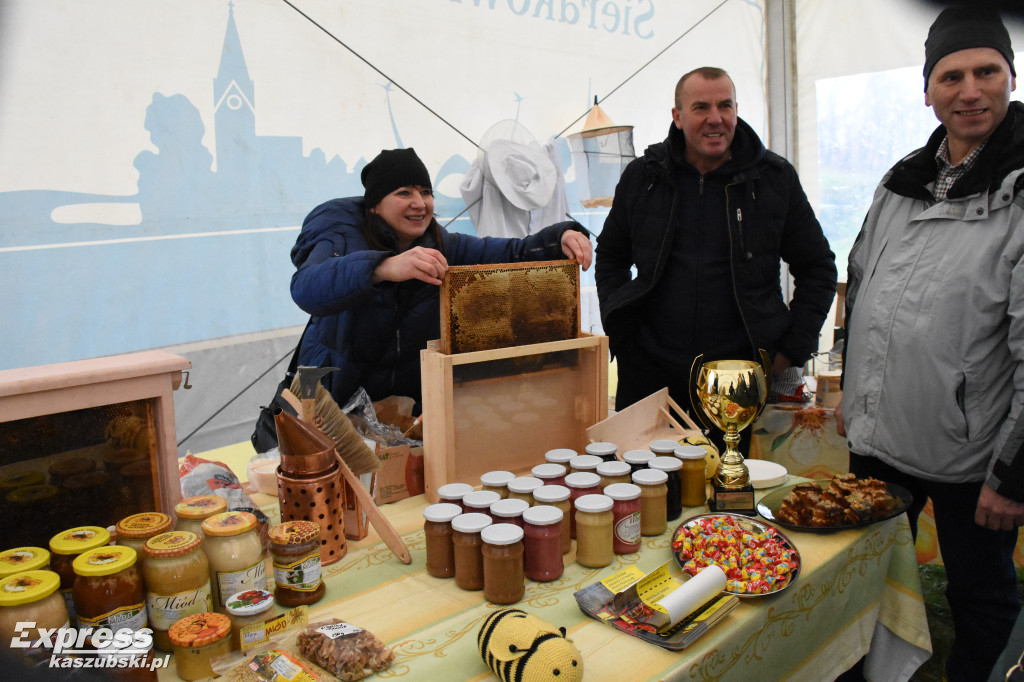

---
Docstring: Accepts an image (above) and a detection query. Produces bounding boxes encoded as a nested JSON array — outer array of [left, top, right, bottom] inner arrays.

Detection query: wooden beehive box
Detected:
[[440, 260, 580, 355], [586, 388, 703, 451], [421, 334, 609, 503]]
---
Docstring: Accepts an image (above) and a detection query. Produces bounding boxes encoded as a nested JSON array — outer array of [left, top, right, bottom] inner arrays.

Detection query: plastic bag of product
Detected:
[[342, 388, 419, 447], [179, 453, 270, 548], [295, 619, 395, 682], [218, 647, 322, 682]]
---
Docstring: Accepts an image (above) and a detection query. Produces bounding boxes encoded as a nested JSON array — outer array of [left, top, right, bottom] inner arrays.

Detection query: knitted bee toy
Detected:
[[477, 609, 583, 682]]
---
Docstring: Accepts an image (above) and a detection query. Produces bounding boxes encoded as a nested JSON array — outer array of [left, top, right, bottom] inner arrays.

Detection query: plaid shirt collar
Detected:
[[933, 136, 986, 201]]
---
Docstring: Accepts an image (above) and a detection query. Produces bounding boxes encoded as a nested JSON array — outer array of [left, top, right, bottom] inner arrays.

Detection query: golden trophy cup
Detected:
[[689, 351, 770, 514]]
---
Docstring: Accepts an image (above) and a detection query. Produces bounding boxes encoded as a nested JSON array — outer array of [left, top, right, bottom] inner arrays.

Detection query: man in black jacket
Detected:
[[596, 66, 836, 426]]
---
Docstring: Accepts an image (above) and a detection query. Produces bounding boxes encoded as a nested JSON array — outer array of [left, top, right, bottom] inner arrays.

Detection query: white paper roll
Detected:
[[657, 565, 727, 626]]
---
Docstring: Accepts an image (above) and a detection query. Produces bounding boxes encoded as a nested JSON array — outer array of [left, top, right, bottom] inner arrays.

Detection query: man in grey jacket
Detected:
[[839, 8, 1024, 680]]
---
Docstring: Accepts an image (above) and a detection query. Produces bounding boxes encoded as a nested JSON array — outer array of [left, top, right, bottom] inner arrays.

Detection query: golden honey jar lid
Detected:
[[6, 484, 59, 505], [0, 570, 61, 607], [72, 546, 137, 577], [201, 511, 257, 537], [0, 471, 46, 490], [116, 512, 172, 539], [268, 520, 321, 546], [49, 526, 112, 555], [144, 531, 202, 559], [0, 547, 50, 577], [175, 495, 227, 520], [168, 612, 231, 648]]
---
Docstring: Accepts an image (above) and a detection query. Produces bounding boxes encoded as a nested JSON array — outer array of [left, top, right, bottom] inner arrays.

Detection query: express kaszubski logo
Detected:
[[10, 622, 169, 671]]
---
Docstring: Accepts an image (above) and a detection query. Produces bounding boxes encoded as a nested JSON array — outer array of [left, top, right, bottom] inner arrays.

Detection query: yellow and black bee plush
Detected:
[[478, 608, 583, 681]]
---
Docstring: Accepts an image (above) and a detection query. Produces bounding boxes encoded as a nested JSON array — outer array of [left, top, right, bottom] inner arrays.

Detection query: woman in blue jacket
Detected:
[[290, 147, 591, 411]]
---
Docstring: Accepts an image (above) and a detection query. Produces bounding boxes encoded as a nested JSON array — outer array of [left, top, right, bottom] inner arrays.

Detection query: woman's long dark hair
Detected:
[[361, 202, 445, 256]]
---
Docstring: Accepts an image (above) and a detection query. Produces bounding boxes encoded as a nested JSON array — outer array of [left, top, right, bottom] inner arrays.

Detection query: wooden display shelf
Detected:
[[586, 388, 702, 450]]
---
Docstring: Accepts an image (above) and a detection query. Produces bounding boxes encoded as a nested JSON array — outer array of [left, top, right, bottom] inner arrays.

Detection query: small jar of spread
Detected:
[[174, 495, 228, 538], [0, 546, 50, 577], [451, 513, 492, 591], [224, 589, 275, 651], [675, 445, 709, 508], [168, 611, 232, 681], [632, 469, 669, 536], [116, 512, 172, 560], [574, 494, 614, 568], [597, 460, 632, 488], [564, 472, 601, 539], [649, 439, 679, 456], [568, 454, 602, 475], [479, 471, 515, 498], [462, 490, 502, 522], [269, 521, 325, 607], [522, 505, 564, 582], [436, 483, 474, 513], [531, 463, 567, 488], [423, 503, 462, 579], [622, 449, 655, 475], [49, 525, 111, 626], [201, 511, 267, 609], [533, 485, 572, 554], [648, 457, 683, 522], [481, 524, 525, 604], [544, 448, 576, 466], [72, 545, 148, 634], [506, 477, 543, 504], [490, 498, 530, 528], [585, 442, 618, 463], [604, 483, 642, 554], [143, 531, 213, 652], [0, 570, 68, 666]]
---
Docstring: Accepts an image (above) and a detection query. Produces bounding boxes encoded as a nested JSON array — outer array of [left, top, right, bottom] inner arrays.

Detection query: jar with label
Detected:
[[49, 525, 111, 626], [72, 545, 147, 636], [531, 463, 566, 488], [168, 611, 232, 681], [142, 531, 213, 652], [544, 448, 576, 466], [506, 477, 542, 504], [201, 511, 267, 609], [568, 454, 602, 475], [269, 521, 325, 607], [481, 524, 525, 604], [462, 490, 501, 522], [451, 513, 491, 591], [174, 495, 228, 538], [648, 457, 683, 521], [564, 472, 601, 539], [116, 512, 172, 560], [0, 546, 49, 577], [224, 588, 275, 651], [631, 469, 668, 536], [423, 503, 461, 579], [675, 445, 709, 508], [0, 570, 68, 666], [649, 439, 679, 456], [436, 483, 474, 513], [533, 485, 572, 554], [585, 442, 618, 463], [490, 498, 529, 528], [522, 505, 564, 582], [622, 449, 655, 475], [479, 470, 515, 498], [604, 483, 642, 554], [597, 460, 632, 488], [575, 494, 614, 568]]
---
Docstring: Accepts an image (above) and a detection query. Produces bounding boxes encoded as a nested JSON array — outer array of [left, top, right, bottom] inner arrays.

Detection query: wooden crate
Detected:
[[421, 333, 609, 502], [586, 388, 703, 451]]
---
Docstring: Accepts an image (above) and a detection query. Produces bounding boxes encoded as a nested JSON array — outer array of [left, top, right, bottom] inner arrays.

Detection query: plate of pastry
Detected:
[[757, 474, 912, 532]]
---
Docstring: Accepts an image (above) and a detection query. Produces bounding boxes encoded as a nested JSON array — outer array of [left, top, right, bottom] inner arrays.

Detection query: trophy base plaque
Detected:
[[710, 483, 757, 516]]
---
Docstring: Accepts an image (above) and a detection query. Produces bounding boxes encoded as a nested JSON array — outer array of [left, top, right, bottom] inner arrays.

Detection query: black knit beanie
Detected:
[[361, 148, 432, 208], [924, 7, 1015, 91]]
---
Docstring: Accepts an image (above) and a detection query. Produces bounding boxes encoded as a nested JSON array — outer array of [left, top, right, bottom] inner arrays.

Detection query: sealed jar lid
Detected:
[[596, 461, 631, 478], [0, 570, 61, 606], [648, 456, 682, 472], [507, 477, 542, 495], [201, 511, 258, 537], [269, 520, 321, 546], [6, 484, 59, 505], [533, 484, 570, 503], [481, 523, 524, 546], [116, 512, 172, 539], [522, 505, 563, 526], [144, 531, 202, 558], [479, 471, 515, 487], [604, 483, 642, 501], [491, 498, 530, 519], [174, 495, 227, 520], [49, 526, 111, 555], [544, 448, 576, 464], [585, 442, 618, 458], [622, 450, 655, 466], [569, 455, 602, 471], [62, 471, 110, 492], [225, 589, 275, 617], [0, 471, 46, 490], [462, 490, 501, 509], [632, 469, 668, 486], [649, 439, 680, 454], [72, 545, 137, 577], [564, 472, 601, 489], [422, 503, 463, 524], [0, 547, 50, 576], [436, 483, 474, 501], [674, 445, 707, 460], [168, 612, 231, 648], [531, 464, 566, 480], [451, 513, 492, 534], [48, 457, 95, 478], [574, 494, 613, 513]]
